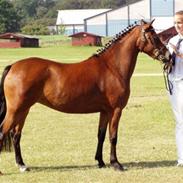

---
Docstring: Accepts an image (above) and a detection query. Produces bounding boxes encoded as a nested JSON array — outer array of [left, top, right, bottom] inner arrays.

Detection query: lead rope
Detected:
[[163, 64, 173, 95]]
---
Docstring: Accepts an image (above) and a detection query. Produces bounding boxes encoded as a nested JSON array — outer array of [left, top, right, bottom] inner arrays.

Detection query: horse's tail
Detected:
[[0, 65, 12, 152]]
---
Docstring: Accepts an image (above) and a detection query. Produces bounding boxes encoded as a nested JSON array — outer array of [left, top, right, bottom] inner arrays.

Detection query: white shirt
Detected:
[[168, 34, 183, 81]]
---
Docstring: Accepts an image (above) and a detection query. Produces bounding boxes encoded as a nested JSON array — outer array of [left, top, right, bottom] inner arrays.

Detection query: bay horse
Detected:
[[0, 20, 171, 174]]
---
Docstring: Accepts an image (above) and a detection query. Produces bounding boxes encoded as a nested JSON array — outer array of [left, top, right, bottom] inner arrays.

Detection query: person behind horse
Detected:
[[168, 10, 183, 166]]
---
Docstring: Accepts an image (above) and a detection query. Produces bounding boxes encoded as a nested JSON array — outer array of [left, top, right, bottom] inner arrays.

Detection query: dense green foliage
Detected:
[[0, 0, 140, 34], [21, 23, 50, 35], [0, 0, 21, 33]]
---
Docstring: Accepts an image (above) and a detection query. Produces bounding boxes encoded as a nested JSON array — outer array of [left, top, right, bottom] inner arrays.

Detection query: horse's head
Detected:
[[137, 19, 171, 64]]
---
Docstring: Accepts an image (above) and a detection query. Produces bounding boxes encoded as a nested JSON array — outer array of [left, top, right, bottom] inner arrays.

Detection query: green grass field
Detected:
[[0, 41, 180, 183]]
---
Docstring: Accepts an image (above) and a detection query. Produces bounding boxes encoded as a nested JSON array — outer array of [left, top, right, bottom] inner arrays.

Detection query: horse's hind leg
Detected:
[[0, 108, 30, 172], [95, 112, 109, 168], [11, 110, 30, 172]]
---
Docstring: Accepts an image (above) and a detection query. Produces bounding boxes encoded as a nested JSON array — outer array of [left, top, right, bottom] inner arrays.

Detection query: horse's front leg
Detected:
[[95, 112, 109, 168], [109, 108, 124, 171]]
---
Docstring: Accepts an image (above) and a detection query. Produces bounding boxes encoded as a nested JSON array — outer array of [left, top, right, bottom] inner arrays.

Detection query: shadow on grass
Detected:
[[29, 160, 177, 172], [29, 164, 99, 172], [2, 160, 177, 176], [124, 160, 177, 169]]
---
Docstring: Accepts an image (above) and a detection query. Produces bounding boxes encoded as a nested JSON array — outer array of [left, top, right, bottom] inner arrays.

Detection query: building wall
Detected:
[[0, 38, 39, 48], [129, 0, 150, 21], [151, 0, 174, 17], [72, 36, 97, 46], [85, 0, 182, 36], [86, 14, 107, 36], [175, 0, 183, 12], [86, 0, 150, 36], [0, 41, 21, 48], [0, 39, 21, 48], [62, 25, 84, 35], [56, 9, 110, 35], [55, 0, 182, 37], [108, 7, 129, 36], [151, 0, 174, 32], [21, 38, 39, 47]]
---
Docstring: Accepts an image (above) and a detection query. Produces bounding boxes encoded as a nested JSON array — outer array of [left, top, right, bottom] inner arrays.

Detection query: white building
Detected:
[[85, 0, 183, 36], [56, 9, 110, 35], [56, 0, 183, 37]]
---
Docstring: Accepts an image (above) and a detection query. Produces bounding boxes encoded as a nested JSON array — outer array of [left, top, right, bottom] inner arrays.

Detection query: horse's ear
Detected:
[[150, 19, 155, 26], [141, 19, 147, 25]]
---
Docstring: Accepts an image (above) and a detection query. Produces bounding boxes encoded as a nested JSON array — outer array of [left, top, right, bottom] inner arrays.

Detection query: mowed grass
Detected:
[[0, 42, 180, 183]]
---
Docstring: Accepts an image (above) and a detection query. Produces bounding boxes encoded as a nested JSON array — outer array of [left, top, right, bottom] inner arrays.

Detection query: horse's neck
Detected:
[[105, 34, 139, 81]]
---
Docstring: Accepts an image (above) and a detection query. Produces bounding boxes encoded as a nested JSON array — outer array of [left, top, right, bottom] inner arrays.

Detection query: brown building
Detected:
[[0, 33, 39, 48], [158, 27, 177, 44], [69, 32, 102, 46]]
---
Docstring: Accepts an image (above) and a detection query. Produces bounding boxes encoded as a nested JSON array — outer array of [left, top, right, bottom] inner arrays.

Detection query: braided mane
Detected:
[[94, 21, 138, 57]]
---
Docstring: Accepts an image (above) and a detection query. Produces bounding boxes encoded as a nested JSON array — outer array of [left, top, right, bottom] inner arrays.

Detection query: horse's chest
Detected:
[[104, 81, 130, 108]]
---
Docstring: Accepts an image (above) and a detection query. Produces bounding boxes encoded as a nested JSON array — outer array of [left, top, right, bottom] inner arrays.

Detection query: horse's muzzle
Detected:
[[158, 50, 172, 64]]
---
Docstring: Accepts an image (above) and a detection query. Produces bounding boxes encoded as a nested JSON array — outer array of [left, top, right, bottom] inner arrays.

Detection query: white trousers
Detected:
[[169, 79, 183, 164]]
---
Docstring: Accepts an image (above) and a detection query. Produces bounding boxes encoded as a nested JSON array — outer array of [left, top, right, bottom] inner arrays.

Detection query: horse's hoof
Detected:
[[0, 171, 3, 175], [111, 162, 126, 171], [96, 159, 106, 168], [19, 165, 30, 173], [98, 162, 106, 168]]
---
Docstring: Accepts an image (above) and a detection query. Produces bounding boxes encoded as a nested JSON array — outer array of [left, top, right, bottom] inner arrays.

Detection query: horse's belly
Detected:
[[59, 104, 101, 113], [40, 100, 102, 113], [39, 95, 106, 114]]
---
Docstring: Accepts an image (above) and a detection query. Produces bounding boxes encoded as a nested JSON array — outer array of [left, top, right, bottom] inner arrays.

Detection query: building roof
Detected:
[[0, 33, 38, 39], [158, 26, 177, 43], [158, 26, 176, 35], [56, 9, 111, 25], [69, 32, 102, 38]]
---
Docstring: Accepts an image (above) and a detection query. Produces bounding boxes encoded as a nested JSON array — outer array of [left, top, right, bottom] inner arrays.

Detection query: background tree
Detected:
[[0, 0, 21, 33], [21, 22, 50, 35], [11, 0, 55, 24], [54, 0, 126, 9], [11, 0, 56, 35]]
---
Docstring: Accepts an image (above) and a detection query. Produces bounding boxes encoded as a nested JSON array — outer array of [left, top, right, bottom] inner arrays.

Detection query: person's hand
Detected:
[[169, 42, 183, 58], [169, 43, 178, 54]]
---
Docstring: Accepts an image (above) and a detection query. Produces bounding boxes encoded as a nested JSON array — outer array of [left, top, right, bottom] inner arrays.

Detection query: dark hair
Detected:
[[175, 10, 183, 15]]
